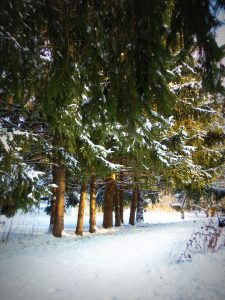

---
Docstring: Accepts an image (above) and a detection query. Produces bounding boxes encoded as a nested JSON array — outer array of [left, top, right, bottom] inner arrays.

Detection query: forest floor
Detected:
[[0, 208, 225, 300]]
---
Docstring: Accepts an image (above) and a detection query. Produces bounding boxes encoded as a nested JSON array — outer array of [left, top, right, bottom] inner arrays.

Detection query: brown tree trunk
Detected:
[[114, 185, 121, 227], [119, 189, 124, 224], [76, 178, 87, 236], [103, 174, 115, 228], [49, 165, 57, 232], [119, 172, 124, 224], [211, 207, 216, 217], [129, 185, 138, 226], [49, 198, 56, 232], [136, 189, 144, 223], [52, 160, 65, 237], [89, 173, 96, 233]]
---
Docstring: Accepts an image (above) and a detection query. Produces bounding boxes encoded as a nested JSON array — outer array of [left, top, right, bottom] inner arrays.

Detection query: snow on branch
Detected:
[[80, 133, 113, 158]]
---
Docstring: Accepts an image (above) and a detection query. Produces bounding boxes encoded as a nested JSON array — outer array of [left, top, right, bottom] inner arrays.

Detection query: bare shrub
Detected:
[[0, 217, 39, 245], [178, 220, 225, 262], [0, 219, 13, 245]]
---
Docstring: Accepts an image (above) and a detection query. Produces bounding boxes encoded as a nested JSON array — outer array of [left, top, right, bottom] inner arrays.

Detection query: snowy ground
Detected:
[[0, 209, 225, 300]]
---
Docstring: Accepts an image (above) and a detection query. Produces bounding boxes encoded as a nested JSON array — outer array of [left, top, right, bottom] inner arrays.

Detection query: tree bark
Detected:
[[103, 174, 115, 228], [76, 178, 87, 236], [49, 165, 57, 232], [114, 185, 121, 227], [52, 160, 65, 237], [129, 185, 138, 226], [136, 189, 144, 223], [89, 173, 96, 233], [49, 196, 56, 233], [119, 172, 124, 224]]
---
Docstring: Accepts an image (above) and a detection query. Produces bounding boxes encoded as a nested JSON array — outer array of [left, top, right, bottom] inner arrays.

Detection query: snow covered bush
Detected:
[[178, 220, 225, 262]]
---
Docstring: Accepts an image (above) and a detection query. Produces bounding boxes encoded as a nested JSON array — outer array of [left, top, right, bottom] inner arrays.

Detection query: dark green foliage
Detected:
[[1, 0, 224, 123], [44, 205, 51, 216], [0, 100, 52, 217], [0, 164, 45, 217], [1, 0, 225, 218], [168, 0, 225, 92], [0, 0, 46, 103], [65, 192, 79, 208]]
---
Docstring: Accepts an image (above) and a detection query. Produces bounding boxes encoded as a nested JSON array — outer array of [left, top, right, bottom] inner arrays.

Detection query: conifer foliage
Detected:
[[0, 1, 225, 236]]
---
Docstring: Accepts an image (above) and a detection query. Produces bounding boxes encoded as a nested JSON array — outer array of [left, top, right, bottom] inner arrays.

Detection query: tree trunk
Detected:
[[114, 185, 121, 227], [119, 172, 124, 224], [103, 174, 115, 228], [76, 178, 87, 236], [129, 185, 138, 226], [52, 160, 65, 237], [49, 166, 57, 232], [136, 189, 144, 223], [49, 197, 56, 233], [89, 173, 96, 233]]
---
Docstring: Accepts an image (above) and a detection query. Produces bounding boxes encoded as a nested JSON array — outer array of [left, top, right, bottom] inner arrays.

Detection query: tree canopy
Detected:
[[0, 0, 225, 235], [1, 0, 225, 121]]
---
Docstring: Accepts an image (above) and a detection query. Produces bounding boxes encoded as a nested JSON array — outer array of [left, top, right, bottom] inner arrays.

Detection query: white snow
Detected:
[[49, 183, 58, 188], [0, 134, 11, 152], [0, 209, 225, 300], [26, 169, 45, 181], [81, 94, 92, 106]]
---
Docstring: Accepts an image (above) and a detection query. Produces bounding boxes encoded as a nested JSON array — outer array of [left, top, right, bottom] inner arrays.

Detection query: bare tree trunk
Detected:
[[49, 165, 57, 232], [211, 207, 216, 217], [119, 189, 124, 224], [114, 185, 121, 227], [119, 172, 124, 224], [129, 185, 138, 226], [52, 160, 65, 237], [136, 189, 144, 223], [76, 178, 87, 236], [89, 173, 96, 233], [49, 195, 56, 233], [103, 174, 115, 228]]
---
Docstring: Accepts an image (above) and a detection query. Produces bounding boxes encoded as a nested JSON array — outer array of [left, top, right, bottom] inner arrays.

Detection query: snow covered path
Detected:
[[0, 216, 225, 300]]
